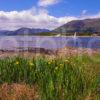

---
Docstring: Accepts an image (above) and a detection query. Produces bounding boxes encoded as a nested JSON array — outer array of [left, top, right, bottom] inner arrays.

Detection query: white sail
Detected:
[[73, 32, 77, 39], [74, 32, 76, 38]]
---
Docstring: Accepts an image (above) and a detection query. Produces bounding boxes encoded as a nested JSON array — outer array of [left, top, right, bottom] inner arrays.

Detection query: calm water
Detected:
[[0, 36, 100, 50]]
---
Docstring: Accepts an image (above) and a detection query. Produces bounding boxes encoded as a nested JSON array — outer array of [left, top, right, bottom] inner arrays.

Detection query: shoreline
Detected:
[[1, 35, 100, 37], [0, 47, 100, 58]]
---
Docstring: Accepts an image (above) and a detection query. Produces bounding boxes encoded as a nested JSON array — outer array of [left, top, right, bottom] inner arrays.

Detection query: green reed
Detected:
[[0, 55, 99, 100]]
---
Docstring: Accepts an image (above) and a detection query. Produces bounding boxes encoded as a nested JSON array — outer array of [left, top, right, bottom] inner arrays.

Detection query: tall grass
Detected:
[[0, 55, 100, 100]]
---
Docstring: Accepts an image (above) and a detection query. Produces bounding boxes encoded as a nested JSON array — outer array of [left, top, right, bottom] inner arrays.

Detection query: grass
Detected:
[[0, 55, 100, 100]]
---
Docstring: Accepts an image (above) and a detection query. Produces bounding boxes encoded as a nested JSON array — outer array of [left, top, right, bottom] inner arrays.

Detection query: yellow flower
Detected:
[[48, 61, 51, 65], [29, 62, 34, 69], [29, 62, 34, 66], [73, 63, 76, 66], [54, 67, 58, 73], [60, 64, 63, 66], [65, 59, 69, 63], [60, 64, 64, 69], [15, 61, 19, 65], [55, 67, 58, 70]]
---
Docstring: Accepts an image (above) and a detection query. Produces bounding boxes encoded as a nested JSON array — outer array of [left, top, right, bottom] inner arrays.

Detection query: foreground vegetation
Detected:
[[0, 55, 100, 100]]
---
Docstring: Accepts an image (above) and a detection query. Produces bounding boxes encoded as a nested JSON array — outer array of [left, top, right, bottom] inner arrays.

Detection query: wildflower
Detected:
[[55, 67, 58, 70], [60, 64, 63, 66], [67, 57, 70, 59], [73, 63, 76, 66], [65, 59, 69, 63], [15, 61, 19, 65], [70, 61, 74, 65], [54, 67, 58, 73], [48, 61, 51, 65], [29, 62, 34, 66], [59, 64, 64, 69], [29, 62, 34, 69], [60, 64, 63, 68]]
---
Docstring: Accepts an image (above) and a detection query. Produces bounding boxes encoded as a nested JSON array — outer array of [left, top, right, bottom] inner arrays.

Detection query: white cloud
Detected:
[[80, 12, 100, 19], [38, 0, 59, 7], [0, 7, 77, 30], [81, 10, 87, 15], [0, 7, 100, 31]]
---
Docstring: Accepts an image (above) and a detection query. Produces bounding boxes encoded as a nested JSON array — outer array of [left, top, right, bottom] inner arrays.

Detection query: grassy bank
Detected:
[[0, 55, 100, 100]]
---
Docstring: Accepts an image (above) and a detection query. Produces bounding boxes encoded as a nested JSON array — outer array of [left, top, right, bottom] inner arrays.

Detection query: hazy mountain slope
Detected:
[[1, 18, 100, 36], [0, 28, 50, 36], [54, 18, 100, 35]]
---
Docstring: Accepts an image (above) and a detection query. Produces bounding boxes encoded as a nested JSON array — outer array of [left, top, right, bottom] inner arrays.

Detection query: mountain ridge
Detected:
[[0, 28, 50, 36], [0, 18, 100, 36], [54, 18, 100, 36]]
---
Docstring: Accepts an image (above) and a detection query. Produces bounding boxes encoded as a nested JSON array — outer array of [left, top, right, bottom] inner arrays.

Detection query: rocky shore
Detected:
[[0, 47, 100, 58]]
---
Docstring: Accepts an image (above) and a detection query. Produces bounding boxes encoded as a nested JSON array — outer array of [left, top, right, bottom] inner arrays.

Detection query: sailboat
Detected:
[[73, 32, 77, 47], [56, 34, 61, 37], [73, 32, 77, 39]]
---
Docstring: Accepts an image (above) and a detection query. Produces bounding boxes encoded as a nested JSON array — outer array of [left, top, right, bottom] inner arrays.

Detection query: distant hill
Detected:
[[54, 18, 100, 36], [0, 30, 13, 36], [1, 18, 100, 36], [0, 28, 50, 36]]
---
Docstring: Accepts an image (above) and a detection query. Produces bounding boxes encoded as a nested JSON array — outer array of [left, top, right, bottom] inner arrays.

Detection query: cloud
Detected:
[[81, 10, 87, 15], [0, 7, 100, 31], [0, 7, 77, 30], [38, 0, 59, 7], [80, 12, 100, 19]]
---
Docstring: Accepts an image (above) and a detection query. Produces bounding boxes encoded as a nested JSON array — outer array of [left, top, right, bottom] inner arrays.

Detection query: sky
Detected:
[[0, 0, 100, 30]]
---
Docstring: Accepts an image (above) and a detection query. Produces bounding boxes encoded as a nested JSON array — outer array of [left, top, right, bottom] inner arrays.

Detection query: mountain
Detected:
[[11, 28, 50, 35], [54, 18, 100, 36], [1, 18, 100, 36], [0, 30, 12, 35], [0, 28, 50, 36]]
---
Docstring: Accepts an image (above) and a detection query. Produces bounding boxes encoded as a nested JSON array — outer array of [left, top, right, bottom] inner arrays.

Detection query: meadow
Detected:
[[0, 55, 100, 100]]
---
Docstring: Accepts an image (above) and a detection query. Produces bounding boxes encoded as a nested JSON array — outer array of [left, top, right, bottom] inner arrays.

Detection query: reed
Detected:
[[0, 55, 99, 100]]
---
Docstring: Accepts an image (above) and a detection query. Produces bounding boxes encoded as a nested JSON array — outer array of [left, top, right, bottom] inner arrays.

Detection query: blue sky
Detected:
[[0, 0, 100, 30], [0, 0, 100, 17], [44, 0, 100, 17]]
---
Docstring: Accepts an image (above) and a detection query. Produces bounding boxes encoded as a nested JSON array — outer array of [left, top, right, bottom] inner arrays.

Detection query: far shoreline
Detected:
[[1, 35, 100, 37]]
